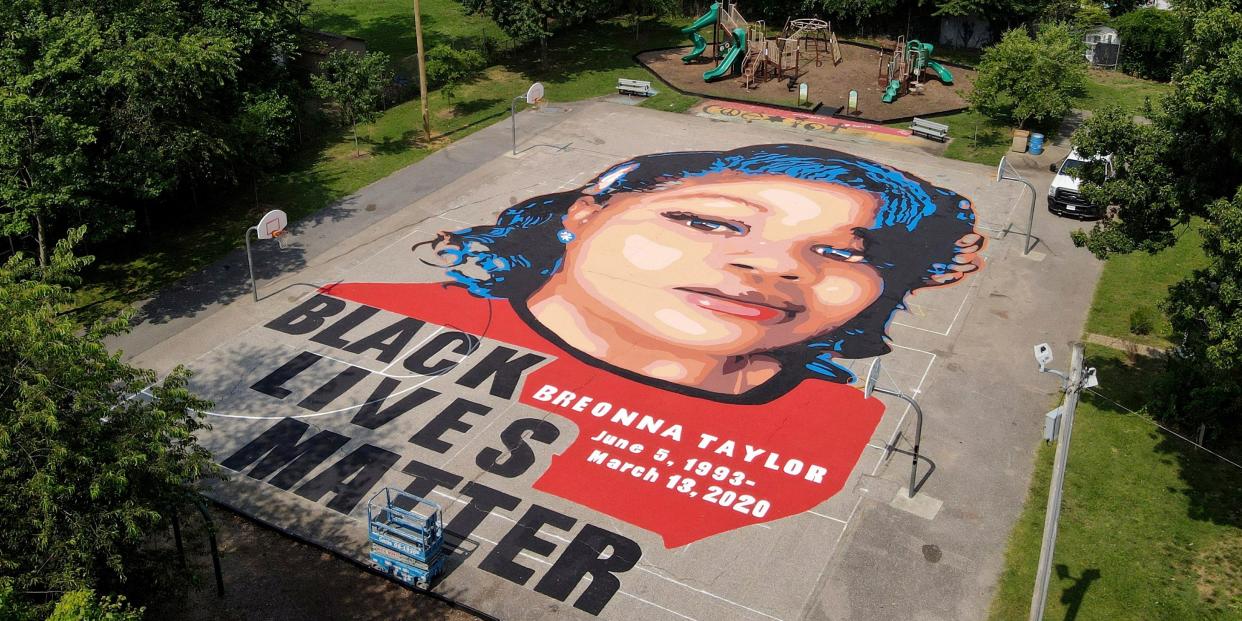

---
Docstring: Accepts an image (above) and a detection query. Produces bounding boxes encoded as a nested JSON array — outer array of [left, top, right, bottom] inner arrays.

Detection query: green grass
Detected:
[[1084, 221, 1208, 348], [989, 345, 1242, 620], [71, 11, 700, 320], [936, 109, 1011, 165], [305, 0, 505, 63], [1076, 68, 1172, 116], [884, 108, 1011, 166]]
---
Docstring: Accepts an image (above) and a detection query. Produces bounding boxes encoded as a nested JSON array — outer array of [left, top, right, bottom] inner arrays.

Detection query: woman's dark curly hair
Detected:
[[433, 144, 980, 385]]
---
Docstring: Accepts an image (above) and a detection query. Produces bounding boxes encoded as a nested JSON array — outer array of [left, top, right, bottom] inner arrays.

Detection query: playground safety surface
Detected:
[[121, 101, 1103, 620], [637, 42, 976, 123]]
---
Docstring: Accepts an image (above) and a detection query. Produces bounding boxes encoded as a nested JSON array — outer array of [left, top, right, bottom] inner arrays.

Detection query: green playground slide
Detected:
[[703, 28, 746, 81], [683, 32, 708, 62], [881, 79, 901, 103], [926, 60, 954, 84], [680, 3, 719, 63]]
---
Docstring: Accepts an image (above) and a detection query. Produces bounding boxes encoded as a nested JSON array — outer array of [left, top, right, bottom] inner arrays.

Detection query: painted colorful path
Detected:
[[691, 100, 926, 147]]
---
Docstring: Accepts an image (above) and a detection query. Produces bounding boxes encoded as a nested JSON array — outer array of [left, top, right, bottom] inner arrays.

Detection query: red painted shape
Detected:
[[321, 282, 884, 548]]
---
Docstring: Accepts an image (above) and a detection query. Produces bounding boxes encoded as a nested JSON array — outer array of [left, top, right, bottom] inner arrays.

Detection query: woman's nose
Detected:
[[727, 249, 810, 281]]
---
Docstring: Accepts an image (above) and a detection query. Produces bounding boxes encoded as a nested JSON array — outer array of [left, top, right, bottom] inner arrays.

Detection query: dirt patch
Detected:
[[1195, 530, 1242, 614], [637, 42, 975, 123], [146, 507, 481, 621]]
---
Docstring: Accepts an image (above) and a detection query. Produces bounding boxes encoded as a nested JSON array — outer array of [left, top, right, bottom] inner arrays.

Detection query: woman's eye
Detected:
[[815, 245, 866, 263], [664, 212, 746, 234]]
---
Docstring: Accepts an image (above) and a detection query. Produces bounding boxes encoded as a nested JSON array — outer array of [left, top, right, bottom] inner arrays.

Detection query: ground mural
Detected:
[[208, 144, 984, 616]]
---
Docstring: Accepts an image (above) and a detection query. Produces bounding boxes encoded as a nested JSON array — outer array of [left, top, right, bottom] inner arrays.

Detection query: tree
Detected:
[[425, 44, 488, 100], [311, 50, 393, 155], [0, 0, 306, 263], [0, 584, 144, 621], [970, 24, 1088, 129], [461, 0, 610, 65], [1071, 3, 1242, 434], [1114, 8, 1183, 81], [0, 228, 217, 600]]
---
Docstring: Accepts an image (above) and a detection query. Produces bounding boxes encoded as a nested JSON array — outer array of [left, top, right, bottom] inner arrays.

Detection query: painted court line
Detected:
[[891, 283, 974, 336], [808, 511, 848, 524]]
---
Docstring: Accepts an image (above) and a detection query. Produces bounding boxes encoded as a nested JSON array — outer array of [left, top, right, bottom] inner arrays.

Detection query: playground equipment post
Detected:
[[413, 0, 430, 140]]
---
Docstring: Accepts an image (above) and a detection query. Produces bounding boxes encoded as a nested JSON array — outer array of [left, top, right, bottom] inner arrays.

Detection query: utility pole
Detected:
[[1029, 342, 1086, 621], [412, 0, 430, 141]]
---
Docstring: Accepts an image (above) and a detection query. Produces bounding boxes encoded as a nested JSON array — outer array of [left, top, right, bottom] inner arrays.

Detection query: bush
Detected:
[[426, 44, 488, 90], [1129, 305, 1157, 335], [1114, 8, 1182, 82]]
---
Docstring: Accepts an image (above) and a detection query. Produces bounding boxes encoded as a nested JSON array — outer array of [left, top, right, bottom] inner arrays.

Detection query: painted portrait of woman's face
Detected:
[[432, 144, 983, 397], [533, 171, 885, 356]]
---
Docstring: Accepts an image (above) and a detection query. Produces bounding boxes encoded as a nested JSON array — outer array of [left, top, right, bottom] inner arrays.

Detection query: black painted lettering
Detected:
[[264, 294, 346, 335], [250, 351, 321, 399], [294, 444, 399, 513], [456, 346, 546, 399], [400, 459, 463, 499], [343, 318, 426, 363], [409, 397, 491, 453], [220, 419, 348, 490], [350, 379, 440, 430], [297, 364, 371, 412], [444, 482, 520, 542], [535, 525, 643, 615], [402, 331, 479, 375], [309, 305, 379, 349], [476, 418, 560, 478], [479, 505, 576, 585]]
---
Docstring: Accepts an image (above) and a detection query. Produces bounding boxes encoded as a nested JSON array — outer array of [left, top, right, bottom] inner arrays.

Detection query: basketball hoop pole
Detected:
[[245, 226, 260, 302], [872, 385, 929, 497], [511, 94, 524, 155], [863, 359, 934, 497]]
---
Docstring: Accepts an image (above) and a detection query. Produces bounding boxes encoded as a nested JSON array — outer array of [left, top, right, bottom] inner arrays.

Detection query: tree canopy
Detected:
[[1072, 2, 1242, 433], [1114, 8, 1183, 81], [969, 23, 1088, 129], [0, 0, 306, 263], [0, 229, 216, 606]]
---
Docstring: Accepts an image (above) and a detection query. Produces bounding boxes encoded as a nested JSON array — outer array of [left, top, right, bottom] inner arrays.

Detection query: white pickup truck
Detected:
[[1047, 149, 1112, 219]]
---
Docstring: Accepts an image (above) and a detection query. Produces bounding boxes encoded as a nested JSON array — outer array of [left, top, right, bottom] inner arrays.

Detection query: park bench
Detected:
[[617, 78, 655, 97], [910, 117, 950, 142]]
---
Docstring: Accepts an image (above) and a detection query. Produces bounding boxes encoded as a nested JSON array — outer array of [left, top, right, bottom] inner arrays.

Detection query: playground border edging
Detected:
[[632, 40, 972, 125]]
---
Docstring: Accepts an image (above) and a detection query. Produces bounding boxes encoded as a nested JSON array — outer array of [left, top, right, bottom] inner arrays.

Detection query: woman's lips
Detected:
[[678, 288, 799, 322]]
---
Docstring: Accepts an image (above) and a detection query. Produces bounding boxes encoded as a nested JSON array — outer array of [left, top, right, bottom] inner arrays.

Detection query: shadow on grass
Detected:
[[1056, 564, 1101, 621], [1084, 349, 1242, 533], [498, 19, 686, 89], [451, 97, 504, 117]]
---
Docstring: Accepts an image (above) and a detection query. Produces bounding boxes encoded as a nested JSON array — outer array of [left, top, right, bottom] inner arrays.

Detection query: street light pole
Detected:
[[412, 0, 430, 141], [1029, 343, 1086, 621]]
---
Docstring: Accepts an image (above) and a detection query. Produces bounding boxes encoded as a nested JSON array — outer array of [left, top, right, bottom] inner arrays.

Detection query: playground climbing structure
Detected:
[[877, 37, 954, 104]]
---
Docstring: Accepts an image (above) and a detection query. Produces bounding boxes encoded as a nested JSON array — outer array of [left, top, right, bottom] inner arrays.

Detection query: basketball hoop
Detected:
[[271, 228, 294, 249], [245, 209, 290, 302]]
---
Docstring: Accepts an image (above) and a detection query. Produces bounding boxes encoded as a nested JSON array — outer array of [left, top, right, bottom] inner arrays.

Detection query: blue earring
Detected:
[[557, 229, 575, 243]]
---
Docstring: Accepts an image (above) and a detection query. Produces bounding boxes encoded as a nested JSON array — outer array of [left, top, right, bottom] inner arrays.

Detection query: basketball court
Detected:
[[122, 101, 1102, 620]]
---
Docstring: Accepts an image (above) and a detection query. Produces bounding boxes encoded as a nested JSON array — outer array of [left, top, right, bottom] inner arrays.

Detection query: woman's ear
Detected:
[[564, 196, 603, 232]]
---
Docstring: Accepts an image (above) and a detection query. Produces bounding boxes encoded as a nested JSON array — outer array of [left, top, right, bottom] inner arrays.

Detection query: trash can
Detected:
[[1028, 132, 1045, 155]]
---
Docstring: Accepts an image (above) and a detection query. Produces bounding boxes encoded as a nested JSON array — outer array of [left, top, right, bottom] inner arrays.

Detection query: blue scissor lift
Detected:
[[367, 487, 445, 589]]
